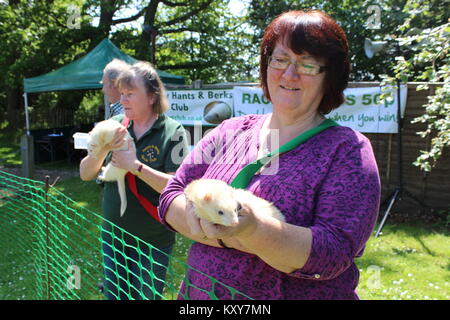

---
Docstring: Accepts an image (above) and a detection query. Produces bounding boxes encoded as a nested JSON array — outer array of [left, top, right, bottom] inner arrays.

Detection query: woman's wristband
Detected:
[[134, 162, 144, 175]]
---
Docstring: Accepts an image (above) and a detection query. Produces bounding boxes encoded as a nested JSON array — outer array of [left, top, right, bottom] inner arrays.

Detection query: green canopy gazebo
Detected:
[[22, 38, 184, 134]]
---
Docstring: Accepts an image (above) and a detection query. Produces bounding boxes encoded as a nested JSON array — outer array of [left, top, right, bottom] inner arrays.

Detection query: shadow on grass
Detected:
[[357, 222, 449, 270]]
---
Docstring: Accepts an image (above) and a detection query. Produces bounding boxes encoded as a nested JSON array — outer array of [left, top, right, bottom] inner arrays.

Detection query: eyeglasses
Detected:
[[268, 55, 327, 76]]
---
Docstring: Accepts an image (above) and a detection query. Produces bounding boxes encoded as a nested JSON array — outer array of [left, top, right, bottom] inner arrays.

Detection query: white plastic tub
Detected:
[[73, 132, 90, 149]]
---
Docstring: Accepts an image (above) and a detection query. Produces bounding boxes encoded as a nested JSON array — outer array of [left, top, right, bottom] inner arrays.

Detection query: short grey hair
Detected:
[[103, 59, 130, 82]]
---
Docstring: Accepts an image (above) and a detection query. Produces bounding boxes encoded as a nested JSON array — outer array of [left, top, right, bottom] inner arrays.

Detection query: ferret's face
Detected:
[[87, 120, 121, 156], [196, 197, 241, 227], [185, 179, 241, 227]]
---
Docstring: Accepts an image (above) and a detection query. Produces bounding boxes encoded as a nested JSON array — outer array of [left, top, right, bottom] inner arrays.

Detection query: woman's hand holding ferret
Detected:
[[185, 199, 204, 237], [89, 126, 128, 158], [186, 200, 258, 249], [106, 126, 128, 151], [111, 139, 141, 173]]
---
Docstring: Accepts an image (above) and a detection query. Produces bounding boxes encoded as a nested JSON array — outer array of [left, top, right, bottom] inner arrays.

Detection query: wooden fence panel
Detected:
[[350, 83, 449, 212]]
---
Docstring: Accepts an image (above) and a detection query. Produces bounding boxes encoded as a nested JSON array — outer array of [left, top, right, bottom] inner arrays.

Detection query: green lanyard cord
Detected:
[[230, 118, 339, 189]]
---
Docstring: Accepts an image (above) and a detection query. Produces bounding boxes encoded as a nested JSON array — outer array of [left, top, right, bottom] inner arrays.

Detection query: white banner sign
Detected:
[[232, 86, 273, 117], [232, 85, 407, 133], [167, 85, 407, 133], [328, 85, 407, 133], [165, 89, 233, 126]]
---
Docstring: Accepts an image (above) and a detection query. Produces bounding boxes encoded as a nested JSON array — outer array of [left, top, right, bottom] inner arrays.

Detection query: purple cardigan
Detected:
[[159, 114, 380, 300]]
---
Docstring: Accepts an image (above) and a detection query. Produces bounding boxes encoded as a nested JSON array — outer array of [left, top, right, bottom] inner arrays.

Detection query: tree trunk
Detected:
[[6, 86, 22, 130], [98, 0, 117, 35], [136, 1, 161, 62]]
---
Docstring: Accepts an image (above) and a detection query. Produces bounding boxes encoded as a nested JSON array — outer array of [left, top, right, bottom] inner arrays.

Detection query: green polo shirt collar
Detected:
[[125, 115, 166, 141]]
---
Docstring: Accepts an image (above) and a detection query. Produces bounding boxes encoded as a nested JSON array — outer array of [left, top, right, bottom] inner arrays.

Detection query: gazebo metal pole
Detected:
[[23, 92, 30, 135]]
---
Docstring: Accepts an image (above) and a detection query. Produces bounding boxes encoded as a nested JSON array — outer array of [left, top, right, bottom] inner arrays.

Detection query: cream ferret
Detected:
[[87, 119, 133, 217], [184, 179, 285, 226]]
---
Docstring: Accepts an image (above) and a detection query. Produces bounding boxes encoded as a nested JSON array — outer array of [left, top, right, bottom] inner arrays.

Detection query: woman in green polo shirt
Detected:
[[80, 61, 188, 300]]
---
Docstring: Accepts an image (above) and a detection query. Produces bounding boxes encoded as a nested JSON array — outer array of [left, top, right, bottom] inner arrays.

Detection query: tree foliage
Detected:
[[247, 0, 410, 81], [150, 0, 255, 82], [0, 0, 109, 129], [380, 0, 450, 172]]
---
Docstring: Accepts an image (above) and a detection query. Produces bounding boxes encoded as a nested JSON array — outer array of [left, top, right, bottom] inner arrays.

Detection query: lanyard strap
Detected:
[[125, 172, 160, 222], [230, 118, 339, 189], [122, 116, 161, 222]]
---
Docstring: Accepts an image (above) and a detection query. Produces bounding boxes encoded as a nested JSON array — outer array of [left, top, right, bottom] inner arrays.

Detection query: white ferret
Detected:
[[87, 119, 133, 217], [184, 179, 285, 227]]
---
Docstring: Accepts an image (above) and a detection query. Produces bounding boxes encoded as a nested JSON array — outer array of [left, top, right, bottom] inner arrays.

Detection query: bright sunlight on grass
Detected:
[[356, 223, 449, 300]]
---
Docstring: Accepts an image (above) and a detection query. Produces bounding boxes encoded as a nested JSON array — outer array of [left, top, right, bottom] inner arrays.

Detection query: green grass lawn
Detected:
[[57, 176, 102, 213], [1, 172, 449, 300], [0, 131, 22, 166], [356, 223, 449, 300]]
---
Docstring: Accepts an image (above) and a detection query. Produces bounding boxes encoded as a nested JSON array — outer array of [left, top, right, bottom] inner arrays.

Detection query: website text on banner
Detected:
[[232, 86, 407, 133]]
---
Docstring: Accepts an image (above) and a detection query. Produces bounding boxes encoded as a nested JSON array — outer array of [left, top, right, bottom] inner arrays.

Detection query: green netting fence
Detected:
[[0, 170, 252, 300]]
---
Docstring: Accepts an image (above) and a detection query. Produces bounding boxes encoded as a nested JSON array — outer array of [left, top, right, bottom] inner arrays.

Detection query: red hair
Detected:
[[260, 10, 350, 114]]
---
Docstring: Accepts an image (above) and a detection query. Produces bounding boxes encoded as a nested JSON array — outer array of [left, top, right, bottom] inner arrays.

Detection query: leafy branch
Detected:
[[380, 1, 449, 172]]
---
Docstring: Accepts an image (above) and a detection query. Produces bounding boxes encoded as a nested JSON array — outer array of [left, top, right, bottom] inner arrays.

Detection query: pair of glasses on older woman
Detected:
[[268, 55, 327, 76]]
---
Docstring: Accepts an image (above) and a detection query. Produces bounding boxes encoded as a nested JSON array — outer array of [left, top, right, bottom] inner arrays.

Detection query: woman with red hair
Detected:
[[159, 10, 380, 300]]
